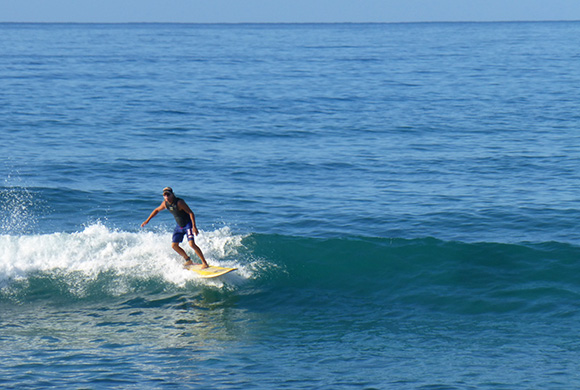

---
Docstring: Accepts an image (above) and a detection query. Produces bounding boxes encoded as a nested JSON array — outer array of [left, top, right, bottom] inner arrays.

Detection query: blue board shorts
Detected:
[[172, 222, 195, 243]]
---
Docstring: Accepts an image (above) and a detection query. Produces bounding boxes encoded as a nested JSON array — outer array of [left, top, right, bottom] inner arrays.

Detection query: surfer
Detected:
[[141, 187, 209, 269]]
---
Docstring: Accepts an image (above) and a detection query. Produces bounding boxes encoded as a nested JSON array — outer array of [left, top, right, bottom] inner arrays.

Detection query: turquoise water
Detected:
[[2, 22, 580, 389]]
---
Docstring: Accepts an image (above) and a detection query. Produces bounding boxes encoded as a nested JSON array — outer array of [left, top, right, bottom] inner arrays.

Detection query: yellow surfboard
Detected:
[[185, 264, 237, 278]]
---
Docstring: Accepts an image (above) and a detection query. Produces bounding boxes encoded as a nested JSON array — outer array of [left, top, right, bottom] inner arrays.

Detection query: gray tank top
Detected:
[[165, 198, 190, 227]]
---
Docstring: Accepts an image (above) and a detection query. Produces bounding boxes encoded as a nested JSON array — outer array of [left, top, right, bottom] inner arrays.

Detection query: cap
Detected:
[[162, 187, 173, 195]]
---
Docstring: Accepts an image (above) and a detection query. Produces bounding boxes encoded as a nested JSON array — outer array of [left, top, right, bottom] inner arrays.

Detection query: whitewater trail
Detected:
[[0, 223, 254, 291]]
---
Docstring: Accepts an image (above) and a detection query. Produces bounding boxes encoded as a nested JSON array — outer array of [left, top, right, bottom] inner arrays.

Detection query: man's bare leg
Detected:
[[172, 242, 190, 262], [188, 240, 209, 268]]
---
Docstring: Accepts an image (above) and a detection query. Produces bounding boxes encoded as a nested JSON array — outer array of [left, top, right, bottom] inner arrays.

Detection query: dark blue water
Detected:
[[2, 22, 580, 389]]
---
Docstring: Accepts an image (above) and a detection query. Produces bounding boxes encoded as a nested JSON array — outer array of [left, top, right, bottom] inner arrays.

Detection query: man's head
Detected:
[[163, 187, 175, 201]]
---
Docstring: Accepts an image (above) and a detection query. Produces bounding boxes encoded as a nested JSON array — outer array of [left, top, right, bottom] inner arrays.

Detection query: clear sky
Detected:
[[1, 0, 580, 23]]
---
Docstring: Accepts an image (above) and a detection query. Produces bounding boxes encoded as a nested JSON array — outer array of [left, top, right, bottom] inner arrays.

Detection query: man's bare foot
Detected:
[[199, 263, 209, 269], [183, 258, 193, 268]]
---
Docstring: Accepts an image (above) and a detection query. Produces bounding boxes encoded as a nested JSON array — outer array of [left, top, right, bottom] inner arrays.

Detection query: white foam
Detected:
[[0, 223, 253, 290]]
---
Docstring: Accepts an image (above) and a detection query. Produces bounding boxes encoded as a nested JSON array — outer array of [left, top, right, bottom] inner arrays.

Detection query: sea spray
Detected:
[[0, 180, 40, 235]]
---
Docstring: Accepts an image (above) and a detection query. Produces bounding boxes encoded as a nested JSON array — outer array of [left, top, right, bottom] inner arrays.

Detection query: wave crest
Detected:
[[0, 223, 255, 301]]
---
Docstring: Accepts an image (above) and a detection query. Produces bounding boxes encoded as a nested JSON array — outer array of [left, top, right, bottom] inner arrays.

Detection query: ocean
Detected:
[[2, 22, 580, 389]]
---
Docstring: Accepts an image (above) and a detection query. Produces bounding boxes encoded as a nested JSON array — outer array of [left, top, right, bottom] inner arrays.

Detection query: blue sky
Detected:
[[2, 0, 580, 23]]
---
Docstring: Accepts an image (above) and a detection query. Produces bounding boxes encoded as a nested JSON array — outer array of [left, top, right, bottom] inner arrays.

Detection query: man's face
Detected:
[[163, 192, 174, 202]]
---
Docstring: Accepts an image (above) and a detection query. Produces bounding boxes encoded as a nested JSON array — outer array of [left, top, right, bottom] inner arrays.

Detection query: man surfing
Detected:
[[141, 187, 209, 269]]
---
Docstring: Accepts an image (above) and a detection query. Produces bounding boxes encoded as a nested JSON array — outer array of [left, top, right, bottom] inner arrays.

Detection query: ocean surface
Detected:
[[2, 22, 580, 389]]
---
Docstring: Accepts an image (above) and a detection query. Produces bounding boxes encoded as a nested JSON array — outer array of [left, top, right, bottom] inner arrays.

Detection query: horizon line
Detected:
[[1, 20, 579, 25]]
